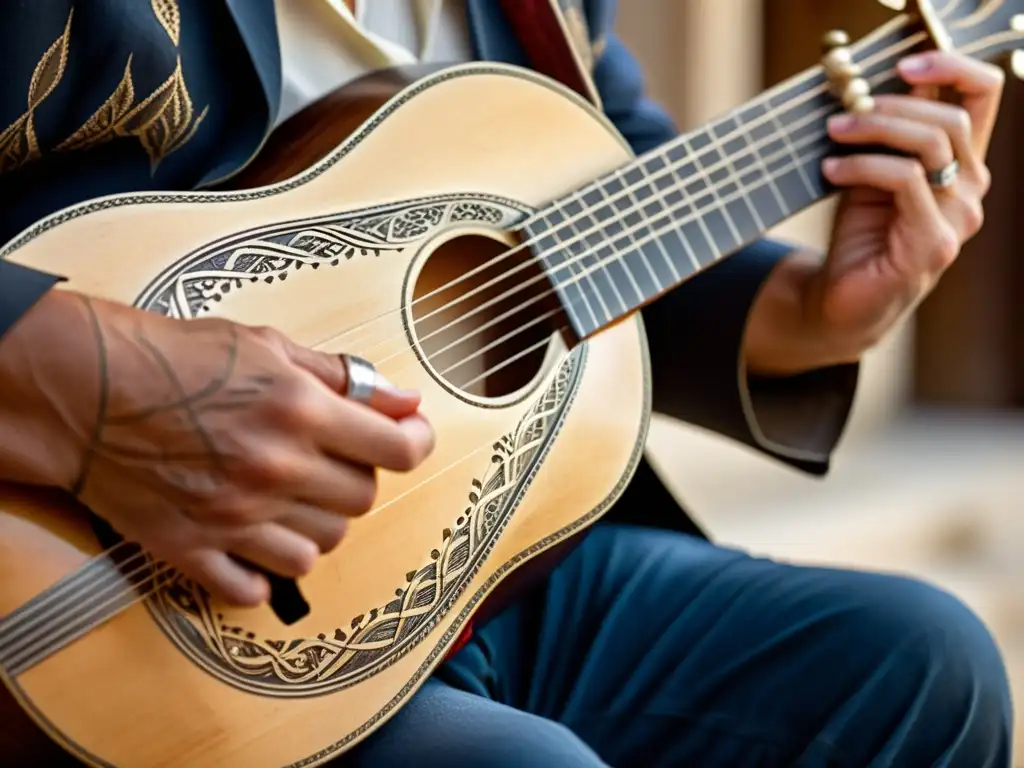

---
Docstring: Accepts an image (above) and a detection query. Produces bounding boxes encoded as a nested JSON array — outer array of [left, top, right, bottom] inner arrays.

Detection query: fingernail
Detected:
[[822, 157, 840, 175], [375, 372, 419, 397], [899, 55, 930, 74], [828, 114, 855, 132]]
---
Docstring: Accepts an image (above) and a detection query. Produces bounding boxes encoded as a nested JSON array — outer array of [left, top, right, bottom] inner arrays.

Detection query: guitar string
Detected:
[[0, 439, 497, 672], [389, 26, 1011, 381], [292, 25, 921, 357], [346, 119, 842, 371], [0, 31, 933, 659], [23, 63, 860, 606], [0, 61, 896, 657], [0, 133, 844, 667]]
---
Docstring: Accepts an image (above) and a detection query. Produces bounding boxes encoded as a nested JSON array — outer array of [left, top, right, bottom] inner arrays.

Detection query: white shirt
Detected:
[[273, 0, 475, 127]]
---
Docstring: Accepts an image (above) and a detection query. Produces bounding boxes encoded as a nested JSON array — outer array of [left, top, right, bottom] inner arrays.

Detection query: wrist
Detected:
[[0, 289, 96, 489], [743, 250, 861, 377]]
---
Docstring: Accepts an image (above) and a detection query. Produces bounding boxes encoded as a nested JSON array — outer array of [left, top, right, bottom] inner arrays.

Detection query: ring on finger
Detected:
[[340, 354, 377, 404], [927, 159, 959, 190]]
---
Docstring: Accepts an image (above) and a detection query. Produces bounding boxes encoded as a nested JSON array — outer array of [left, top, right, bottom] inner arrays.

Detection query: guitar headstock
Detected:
[[877, 0, 1024, 77]]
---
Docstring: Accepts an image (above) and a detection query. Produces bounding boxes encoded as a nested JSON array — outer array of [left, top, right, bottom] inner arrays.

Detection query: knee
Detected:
[[841, 572, 1013, 742]]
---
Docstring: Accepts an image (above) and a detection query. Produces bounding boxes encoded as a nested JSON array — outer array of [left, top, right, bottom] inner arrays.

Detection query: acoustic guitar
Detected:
[[0, 2, 1021, 765]]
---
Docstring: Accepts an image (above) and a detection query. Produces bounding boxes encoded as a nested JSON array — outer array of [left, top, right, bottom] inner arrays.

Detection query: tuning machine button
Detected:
[[821, 29, 874, 113]]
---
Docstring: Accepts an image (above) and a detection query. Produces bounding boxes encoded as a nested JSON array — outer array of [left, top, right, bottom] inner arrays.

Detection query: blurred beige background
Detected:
[[615, 0, 1024, 756]]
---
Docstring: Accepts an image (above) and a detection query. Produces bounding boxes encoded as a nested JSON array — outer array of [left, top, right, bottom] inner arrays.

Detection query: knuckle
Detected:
[[250, 324, 282, 346], [950, 106, 972, 138], [320, 518, 348, 552], [963, 197, 985, 236], [241, 445, 297, 489], [927, 127, 950, 157], [290, 540, 320, 575], [932, 226, 961, 269], [988, 63, 1006, 90], [975, 165, 993, 197], [391, 435, 427, 472], [349, 470, 379, 514], [904, 160, 928, 187], [202, 493, 257, 525], [269, 379, 320, 430]]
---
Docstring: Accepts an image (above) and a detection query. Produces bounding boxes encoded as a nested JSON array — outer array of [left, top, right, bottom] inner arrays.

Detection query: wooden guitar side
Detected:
[[0, 63, 651, 766]]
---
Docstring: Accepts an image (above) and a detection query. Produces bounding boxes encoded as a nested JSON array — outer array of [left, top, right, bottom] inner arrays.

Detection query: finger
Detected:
[[278, 504, 349, 553], [225, 522, 319, 579], [283, 337, 423, 418], [868, 95, 982, 183], [287, 454, 380, 517], [897, 52, 1006, 158], [827, 111, 954, 176], [314, 399, 436, 473], [822, 155, 957, 273], [176, 548, 270, 606]]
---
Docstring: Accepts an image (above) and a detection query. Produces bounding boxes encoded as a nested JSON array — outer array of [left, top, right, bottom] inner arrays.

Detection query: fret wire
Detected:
[[733, 106, 790, 219], [626, 158, 687, 281], [666, 146, 722, 263], [712, 117, 770, 233], [679, 133, 744, 249], [560, 193, 619, 324], [565, 122, 838, 300], [580, 185, 645, 310], [515, 30, 918, 340], [766, 101, 818, 201], [542, 199, 606, 330], [611, 167, 670, 290], [639, 153, 701, 273], [335, 31, 919, 373], [566, 139, 831, 300], [526, 21, 915, 241]]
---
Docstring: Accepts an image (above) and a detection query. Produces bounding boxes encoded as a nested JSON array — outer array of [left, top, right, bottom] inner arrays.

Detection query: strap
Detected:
[[497, 0, 599, 106]]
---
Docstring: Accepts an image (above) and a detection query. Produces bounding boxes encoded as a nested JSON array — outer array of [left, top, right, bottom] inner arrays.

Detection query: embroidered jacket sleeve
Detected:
[[589, 21, 859, 475], [0, 262, 63, 344]]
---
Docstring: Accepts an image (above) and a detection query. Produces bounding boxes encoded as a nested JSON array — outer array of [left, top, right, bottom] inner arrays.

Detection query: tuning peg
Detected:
[[875, 0, 906, 9], [1013, 51, 1024, 80], [821, 29, 872, 111], [1013, 15, 1024, 32], [821, 30, 850, 51], [821, 30, 863, 79]]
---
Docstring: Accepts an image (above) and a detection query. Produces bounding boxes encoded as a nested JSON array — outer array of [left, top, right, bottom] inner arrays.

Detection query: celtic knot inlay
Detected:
[[129, 193, 584, 697], [145, 347, 583, 696], [133, 196, 522, 318]]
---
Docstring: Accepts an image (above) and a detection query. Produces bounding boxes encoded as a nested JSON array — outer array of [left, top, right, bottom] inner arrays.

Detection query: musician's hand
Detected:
[[0, 290, 435, 606], [744, 51, 1005, 376]]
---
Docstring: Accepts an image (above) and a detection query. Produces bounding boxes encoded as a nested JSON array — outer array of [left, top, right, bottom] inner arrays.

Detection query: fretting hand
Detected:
[[745, 50, 1006, 376], [0, 290, 435, 606]]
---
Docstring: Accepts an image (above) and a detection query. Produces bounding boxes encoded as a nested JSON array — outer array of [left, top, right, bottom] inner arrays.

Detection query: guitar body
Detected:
[[0, 63, 651, 766]]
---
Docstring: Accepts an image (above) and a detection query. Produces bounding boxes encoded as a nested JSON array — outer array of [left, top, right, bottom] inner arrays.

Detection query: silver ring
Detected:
[[341, 354, 377, 403], [928, 159, 959, 190]]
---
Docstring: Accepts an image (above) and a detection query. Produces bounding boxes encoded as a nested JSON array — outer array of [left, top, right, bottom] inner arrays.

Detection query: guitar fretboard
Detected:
[[521, 19, 925, 339]]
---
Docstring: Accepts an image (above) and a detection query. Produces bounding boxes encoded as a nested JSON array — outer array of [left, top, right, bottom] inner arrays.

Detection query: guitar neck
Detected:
[[521, 16, 931, 340]]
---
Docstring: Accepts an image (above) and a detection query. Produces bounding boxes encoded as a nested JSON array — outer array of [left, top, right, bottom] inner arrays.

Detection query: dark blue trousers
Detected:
[[345, 524, 1013, 767]]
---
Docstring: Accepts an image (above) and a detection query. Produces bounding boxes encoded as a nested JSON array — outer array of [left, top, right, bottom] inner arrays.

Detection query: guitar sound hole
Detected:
[[410, 233, 570, 399]]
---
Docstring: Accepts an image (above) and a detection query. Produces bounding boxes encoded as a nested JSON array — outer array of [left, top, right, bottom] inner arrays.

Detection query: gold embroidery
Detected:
[[0, 9, 73, 173], [56, 56, 136, 153], [151, 0, 181, 46], [118, 58, 209, 171], [59, 56, 208, 172]]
